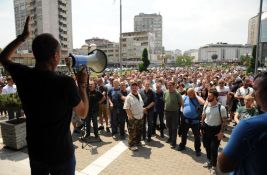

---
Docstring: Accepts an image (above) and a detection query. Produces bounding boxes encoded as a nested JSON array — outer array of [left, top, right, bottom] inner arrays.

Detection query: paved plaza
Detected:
[[0, 121, 232, 175]]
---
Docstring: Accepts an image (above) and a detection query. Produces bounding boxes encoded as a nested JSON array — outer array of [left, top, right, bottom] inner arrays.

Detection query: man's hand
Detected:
[[76, 66, 88, 83], [19, 16, 30, 41], [216, 132, 224, 140]]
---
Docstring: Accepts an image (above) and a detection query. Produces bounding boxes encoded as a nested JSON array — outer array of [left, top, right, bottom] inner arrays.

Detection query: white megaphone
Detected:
[[66, 49, 107, 73]]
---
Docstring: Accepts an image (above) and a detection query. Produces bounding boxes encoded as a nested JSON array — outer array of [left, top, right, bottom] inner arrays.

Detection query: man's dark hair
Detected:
[[254, 72, 267, 101], [208, 89, 219, 98], [32, 33, 60, 63]]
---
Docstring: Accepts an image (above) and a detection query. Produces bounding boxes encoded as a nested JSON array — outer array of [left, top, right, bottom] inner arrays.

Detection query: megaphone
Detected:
[[66, 49, 107, 73]]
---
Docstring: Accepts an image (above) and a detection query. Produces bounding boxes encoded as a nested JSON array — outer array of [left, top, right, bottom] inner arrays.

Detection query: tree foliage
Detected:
[[176, 56, 194, 67], [246, 45, 256, 73], [211, 54, 218, 60], [139, 48, 150, 72], [240, 55, 252, 66]]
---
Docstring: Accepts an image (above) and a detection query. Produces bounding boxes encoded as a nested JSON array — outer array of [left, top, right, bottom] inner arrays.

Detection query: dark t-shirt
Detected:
[[88, 90, 103, 113], [108, 88, 121, 108], [140, 89, 155, 111], [97, 85, 108, 104], [5, 62, 81, 164]]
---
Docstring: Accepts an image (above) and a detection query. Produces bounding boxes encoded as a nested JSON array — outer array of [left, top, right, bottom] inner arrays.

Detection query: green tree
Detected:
[[139, 48, 150, 72], [176, 55, 193, 67], [240, 54, 252, 66], [246, 45, 256, 73]]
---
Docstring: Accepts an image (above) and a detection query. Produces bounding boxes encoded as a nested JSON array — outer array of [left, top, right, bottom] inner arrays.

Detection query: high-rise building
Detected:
[[13, 0, 73, 56], [247, 13, 267, 45], [134, 13, 162, 54]]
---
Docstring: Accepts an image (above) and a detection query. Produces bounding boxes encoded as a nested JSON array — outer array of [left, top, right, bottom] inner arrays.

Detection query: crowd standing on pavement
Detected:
[[0, 16, 267, 175]]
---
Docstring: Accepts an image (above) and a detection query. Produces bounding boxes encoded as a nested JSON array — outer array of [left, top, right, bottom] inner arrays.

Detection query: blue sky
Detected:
[[0, 0, 265, 51]]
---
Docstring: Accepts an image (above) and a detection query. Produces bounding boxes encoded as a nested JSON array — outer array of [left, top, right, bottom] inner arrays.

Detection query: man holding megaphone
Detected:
[[0, 16, 89, 175]]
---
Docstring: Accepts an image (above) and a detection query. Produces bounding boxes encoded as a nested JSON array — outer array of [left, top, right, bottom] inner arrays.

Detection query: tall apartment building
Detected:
[[85, 38, 119, 64], [121, 31, 155, 63], [134, 13, 162, 54], [13, 0, 73, 56], [247, 13, 267, 45]]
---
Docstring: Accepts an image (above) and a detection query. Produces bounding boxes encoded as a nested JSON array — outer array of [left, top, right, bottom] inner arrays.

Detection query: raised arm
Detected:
[[0, 16, 30, 65]]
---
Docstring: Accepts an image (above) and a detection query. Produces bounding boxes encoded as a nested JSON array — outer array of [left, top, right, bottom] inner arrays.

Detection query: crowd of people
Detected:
[[0, 16, 266, 175], [68, 65, 262, 175]]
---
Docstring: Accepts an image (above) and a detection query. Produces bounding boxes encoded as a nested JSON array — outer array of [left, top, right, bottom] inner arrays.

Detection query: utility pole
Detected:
[[255, 0, 263, 74], [119, 0, 122, 73]]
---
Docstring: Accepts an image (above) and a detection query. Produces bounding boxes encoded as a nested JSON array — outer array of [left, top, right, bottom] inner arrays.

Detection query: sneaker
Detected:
[[195, 151, 201, 157], [203, 161, 212, 169], [209, 167, 216, 175], [160, 131, 164, 138], [112, 135, 116, 139], [177, 145, 185, 151], [129, 146, 138, 151]]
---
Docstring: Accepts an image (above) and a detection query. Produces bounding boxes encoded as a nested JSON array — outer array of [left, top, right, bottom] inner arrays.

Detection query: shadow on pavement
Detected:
[[177, 146, 207, 164], [0, 147, 28, 161], [145, 139, 164, 148], [131, 146, 152, 159]]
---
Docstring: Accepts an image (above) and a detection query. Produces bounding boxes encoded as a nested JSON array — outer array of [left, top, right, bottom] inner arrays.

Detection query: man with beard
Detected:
[[201, 90, 227, 175]]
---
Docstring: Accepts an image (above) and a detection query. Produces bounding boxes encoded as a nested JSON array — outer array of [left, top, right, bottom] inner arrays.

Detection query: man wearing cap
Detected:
[[124, 81, 145, 151]]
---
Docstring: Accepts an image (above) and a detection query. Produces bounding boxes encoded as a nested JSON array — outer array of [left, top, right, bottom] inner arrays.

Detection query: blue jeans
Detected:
[[29, 154, 76, 175]]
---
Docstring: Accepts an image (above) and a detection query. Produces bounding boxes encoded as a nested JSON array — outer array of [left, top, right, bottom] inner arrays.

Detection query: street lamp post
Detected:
[[119, 0, 122, 73], [255, 0, 263, 74]]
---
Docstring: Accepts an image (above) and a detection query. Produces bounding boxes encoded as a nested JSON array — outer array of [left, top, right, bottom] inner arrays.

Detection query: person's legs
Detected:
[[92, 112, 99, 137], [192, 123, 201, 152], [179, 123, 190, 148], [50, 154, 76, 175], [119, 110, 126, 137], [170, 111, 178, 147], [159, 111, 165, 137], [111, 108, 119, 136], [147, 110, 154, 140], [30, 159, 49, 175]]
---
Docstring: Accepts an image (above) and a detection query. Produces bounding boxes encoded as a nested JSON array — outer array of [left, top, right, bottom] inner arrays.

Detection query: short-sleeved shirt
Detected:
[[4, 62, 81, 164], [236, 106, 258, 121], [203, 103, 227, 126], [88, 90, 103, 113], [154, 90, 164, 113], [124, 92, 144, 119], [163, 90, 182, 112], [183, 96, 201, 120], [140, 89, 155, 111], [108, 87, 121, 108], [223, 112, 267, 175]]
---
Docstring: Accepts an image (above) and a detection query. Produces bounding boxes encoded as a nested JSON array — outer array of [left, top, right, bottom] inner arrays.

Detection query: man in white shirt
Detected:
[[235, 78, 254, 106], [216, 79, 230, 107], [124, 81, 145, 151], [2, 76, 17, 94]]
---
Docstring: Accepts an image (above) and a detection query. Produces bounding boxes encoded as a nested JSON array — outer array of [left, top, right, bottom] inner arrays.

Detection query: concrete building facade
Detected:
[[13, 0, 73, 56], [199, 43, 253, 62], [83, 38, 119, 64], [134, 13, 162, 54], [183, 49, 199, 62], [121, 31, 155, 64]]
